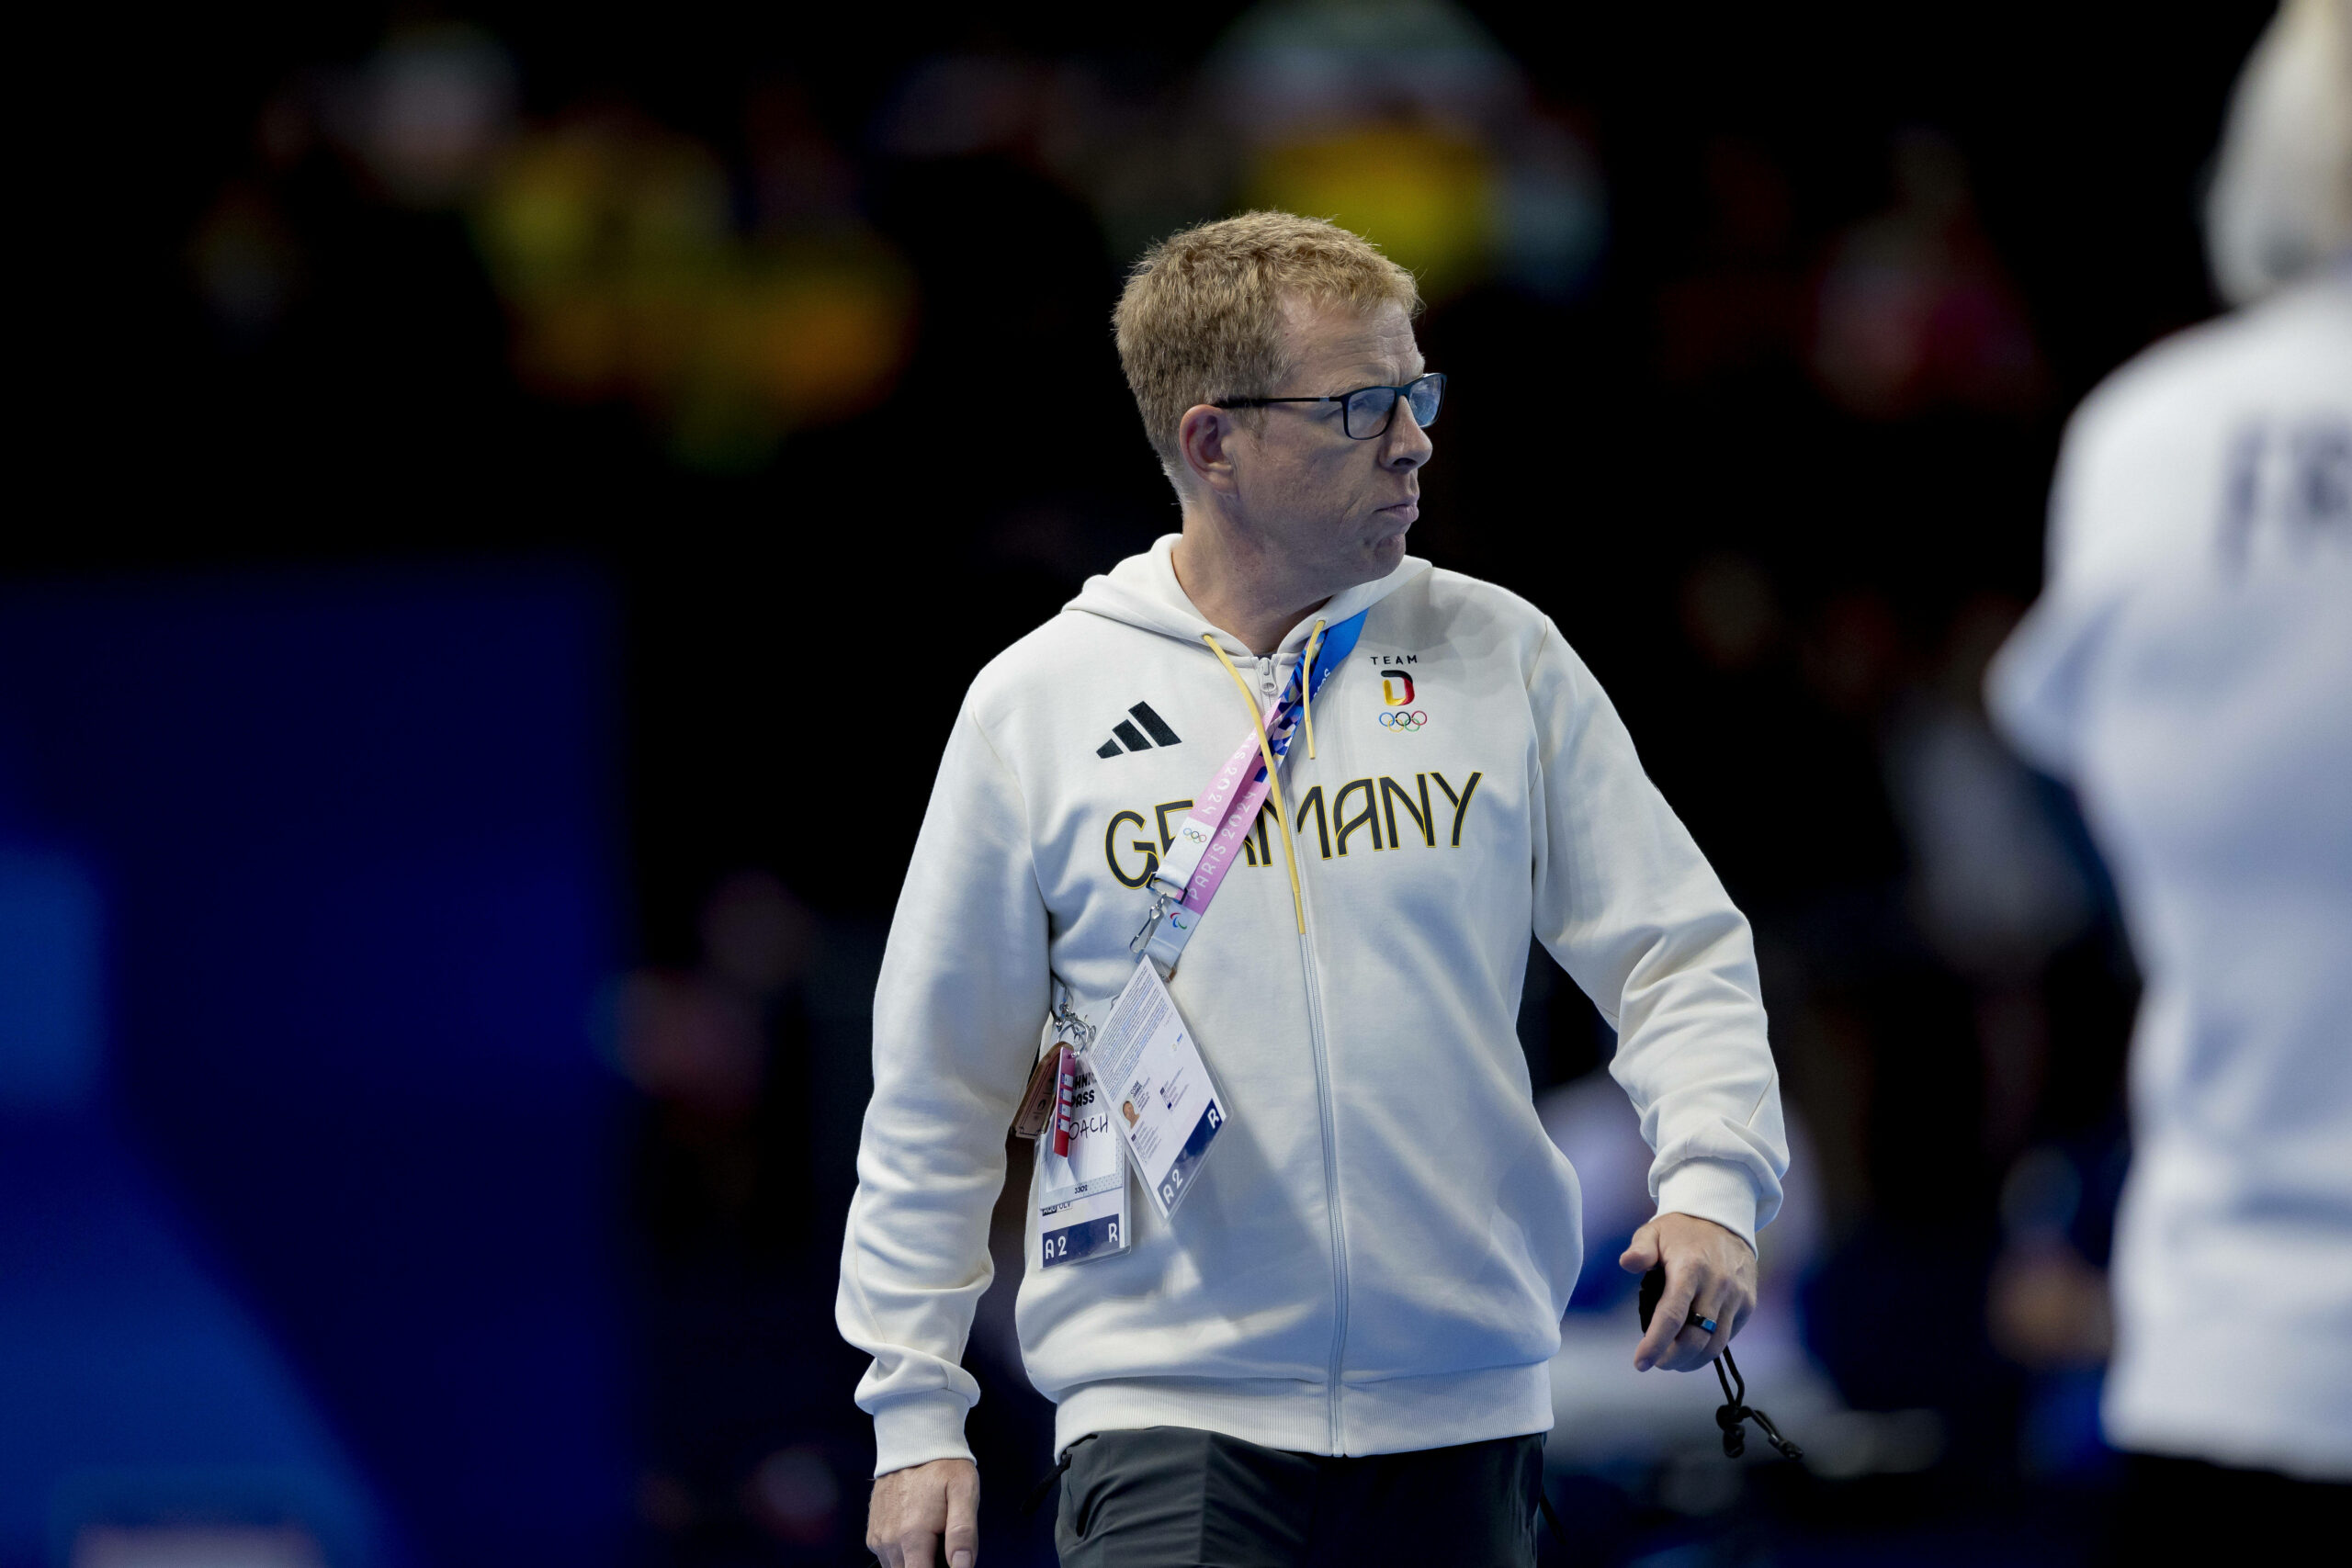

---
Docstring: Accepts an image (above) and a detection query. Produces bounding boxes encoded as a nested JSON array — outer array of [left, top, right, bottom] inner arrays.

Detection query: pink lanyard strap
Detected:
[[1133, 609, 1367, 968]]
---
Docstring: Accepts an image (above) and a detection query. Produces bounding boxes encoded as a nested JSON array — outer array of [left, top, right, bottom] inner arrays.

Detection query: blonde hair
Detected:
[[1114, 211, 1421, 478], [2208, 0, 2352, 305]]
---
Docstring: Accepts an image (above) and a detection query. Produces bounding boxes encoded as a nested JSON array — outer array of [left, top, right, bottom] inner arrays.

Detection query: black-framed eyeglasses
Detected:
[[1214, 372, 1445, 441]]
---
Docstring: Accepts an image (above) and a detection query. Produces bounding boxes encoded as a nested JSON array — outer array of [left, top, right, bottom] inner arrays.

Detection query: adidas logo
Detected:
[[1096, 702, 1182, 759]]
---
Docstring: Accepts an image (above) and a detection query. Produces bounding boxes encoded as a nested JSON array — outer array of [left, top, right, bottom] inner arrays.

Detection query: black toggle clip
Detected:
[[1638, 1263, 1804, 1463]]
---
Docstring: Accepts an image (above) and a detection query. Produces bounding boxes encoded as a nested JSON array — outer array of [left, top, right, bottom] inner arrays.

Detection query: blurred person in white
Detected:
[[842, 212, 1787, 1568], [1985, 0, 2352, 1545]]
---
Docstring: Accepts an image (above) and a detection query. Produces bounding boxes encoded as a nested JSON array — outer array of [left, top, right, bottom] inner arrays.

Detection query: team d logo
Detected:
[[1379, 671, 1428, 731]]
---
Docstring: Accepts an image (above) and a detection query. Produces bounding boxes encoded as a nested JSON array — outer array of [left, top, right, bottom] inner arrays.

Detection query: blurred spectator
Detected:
[[1657, 139, 1805, 386], [192, 24, 916, 475], [1678, 550, 1783, 675], [189, 182, 303, 344], [1885, 597, 2093, 991], [334, 23, 518, 209], [1883, 595, 2098, 1165], [1209, 0, 1605, 301], [1986, 0, 2352, 1546], [1811, 128, 2047, 419], [618, 868, 819, 1261], [617, 870, 880, 1561], [1989, 1147, 2114, 1375], [473, 100, 914, 471], [872, 2, 1606, 309], [187, 25, 517, 353]]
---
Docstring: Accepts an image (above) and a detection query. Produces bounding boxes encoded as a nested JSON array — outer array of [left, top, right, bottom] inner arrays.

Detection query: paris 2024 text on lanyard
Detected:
[[1015, 612, 1369, 1267]]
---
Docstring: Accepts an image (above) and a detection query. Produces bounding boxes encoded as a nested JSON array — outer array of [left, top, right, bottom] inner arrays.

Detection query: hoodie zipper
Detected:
[[1277, 645, 1350, 1453], [1297, 903, 1351, 1453], [1216, 639, 1352, 1450]]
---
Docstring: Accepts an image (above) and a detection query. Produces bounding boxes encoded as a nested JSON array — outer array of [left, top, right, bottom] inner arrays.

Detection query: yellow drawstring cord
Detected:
[[1206, 635, 1307, 935], [1299, 618, 1328, 760]]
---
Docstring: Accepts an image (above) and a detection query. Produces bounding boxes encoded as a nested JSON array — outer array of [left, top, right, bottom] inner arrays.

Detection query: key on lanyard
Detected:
[[1046, 982, 1093, 1156]]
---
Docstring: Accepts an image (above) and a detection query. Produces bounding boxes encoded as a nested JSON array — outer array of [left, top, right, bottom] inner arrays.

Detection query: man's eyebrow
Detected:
[[1281, 342, 1423, 391], [1323, 356, 1423, 386]]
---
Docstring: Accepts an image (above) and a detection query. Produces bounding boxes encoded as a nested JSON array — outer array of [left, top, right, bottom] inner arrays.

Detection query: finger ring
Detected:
[[1687, 1311, 1719, 1334]]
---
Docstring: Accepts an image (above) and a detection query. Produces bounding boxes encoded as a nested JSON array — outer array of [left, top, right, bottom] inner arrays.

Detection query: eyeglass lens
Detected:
[[1341, 376, 1444, 440]]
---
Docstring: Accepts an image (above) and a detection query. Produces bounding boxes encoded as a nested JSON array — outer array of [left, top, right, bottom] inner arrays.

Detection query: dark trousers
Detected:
[[2103, 1451, 2352, 1561], [1054, 1426, 1543, 1568]]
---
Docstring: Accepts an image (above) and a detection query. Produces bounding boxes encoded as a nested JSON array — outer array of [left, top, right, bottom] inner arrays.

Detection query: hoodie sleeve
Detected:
[[837, 698, 1049, 1475], [1527, 622, 1787, 1248]]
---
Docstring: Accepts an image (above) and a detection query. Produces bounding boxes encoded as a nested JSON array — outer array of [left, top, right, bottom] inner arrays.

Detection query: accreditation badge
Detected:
[[1090, 956, 1227, 1221], [1035, 1049, 1129, 1268]]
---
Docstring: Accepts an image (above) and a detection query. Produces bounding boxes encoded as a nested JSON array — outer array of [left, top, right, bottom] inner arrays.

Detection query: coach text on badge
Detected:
[[1035, 1051, 1129, 1267]]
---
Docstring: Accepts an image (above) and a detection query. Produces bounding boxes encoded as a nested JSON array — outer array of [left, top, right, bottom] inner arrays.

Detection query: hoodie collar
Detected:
[[1068, 534, 1432, 659]]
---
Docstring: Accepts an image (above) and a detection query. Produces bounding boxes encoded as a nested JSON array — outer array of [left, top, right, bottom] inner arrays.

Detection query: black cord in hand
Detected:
[[1711, 1345, 1803, 1461], [1638, 1263, 1804, 1463]]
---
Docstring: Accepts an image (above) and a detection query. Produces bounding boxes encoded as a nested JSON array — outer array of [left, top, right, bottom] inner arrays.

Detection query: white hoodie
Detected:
[[838, 538, 1788, 1475], [1988, 274, 2352, 1478]]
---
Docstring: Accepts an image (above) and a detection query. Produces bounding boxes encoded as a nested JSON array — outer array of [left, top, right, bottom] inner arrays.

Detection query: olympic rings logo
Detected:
[[1378, 710, 1430, 731]]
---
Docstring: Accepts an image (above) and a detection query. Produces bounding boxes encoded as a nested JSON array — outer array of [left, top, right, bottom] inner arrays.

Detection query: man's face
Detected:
[[1226, 295, 1431, 592]]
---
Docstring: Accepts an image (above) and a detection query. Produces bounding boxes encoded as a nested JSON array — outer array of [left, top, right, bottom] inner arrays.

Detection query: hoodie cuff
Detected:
[[871, 1393, 977, 1478], [1655, 1157, 1760, 1254]]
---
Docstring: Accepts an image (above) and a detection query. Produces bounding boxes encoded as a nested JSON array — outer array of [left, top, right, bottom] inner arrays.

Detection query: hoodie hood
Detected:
[[1067, 534, 1435, 658]]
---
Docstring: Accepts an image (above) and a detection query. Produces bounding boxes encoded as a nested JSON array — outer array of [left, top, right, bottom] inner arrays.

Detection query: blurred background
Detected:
[[2, 1, 2283, 1563]]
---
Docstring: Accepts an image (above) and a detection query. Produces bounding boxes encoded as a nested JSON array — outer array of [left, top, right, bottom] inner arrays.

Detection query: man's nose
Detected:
[[1383, 404, 1433, 469]]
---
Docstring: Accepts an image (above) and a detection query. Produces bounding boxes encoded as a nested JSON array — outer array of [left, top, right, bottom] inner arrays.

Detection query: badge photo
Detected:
[[1090, 956, 1227, 1221]]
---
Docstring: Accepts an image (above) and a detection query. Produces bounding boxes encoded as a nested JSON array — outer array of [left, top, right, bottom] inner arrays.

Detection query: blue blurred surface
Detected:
[[0, 565, 629, 1564], [0, 852, 101, 1111], [0, 1109, 386, 1564]]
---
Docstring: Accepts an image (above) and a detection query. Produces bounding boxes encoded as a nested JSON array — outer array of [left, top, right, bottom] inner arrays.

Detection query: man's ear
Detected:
[[1177, 403, 1243, 495]]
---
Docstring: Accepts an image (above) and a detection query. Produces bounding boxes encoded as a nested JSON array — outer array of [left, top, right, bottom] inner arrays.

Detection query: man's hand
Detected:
[[866, 1457, 978, 1568], [1621, 1213, 1758, 1373]]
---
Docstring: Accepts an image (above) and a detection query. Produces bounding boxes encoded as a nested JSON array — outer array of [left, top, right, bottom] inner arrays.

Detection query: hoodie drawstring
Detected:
[[1204, 635, 1308, 935], [1300, 619, 1327, 760]]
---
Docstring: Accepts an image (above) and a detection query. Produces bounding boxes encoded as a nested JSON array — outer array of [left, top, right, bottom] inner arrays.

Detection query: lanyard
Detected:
[[1132, 609, 1367, 970]]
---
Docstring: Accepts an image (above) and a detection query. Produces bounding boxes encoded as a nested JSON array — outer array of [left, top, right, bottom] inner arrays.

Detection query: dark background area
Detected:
[[4, 2, 2274, 1563], [28, 0, 2261, 938]]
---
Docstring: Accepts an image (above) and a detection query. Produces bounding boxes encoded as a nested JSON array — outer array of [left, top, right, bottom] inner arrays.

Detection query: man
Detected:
[[842, 211, 1788, 1568], [1988, 0, 2352, 1548]]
